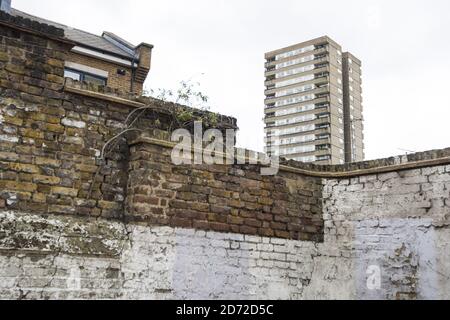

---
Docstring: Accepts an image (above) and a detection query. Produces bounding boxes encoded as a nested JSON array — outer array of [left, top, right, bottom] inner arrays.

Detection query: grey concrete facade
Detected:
[[264, 36, 365, 165]]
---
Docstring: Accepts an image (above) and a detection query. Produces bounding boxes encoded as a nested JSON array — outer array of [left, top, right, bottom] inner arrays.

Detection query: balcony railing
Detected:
[[266, 56, 328, 72], [265, 84, 328, 102], [265, 47, 328, 68], [315, 93, 328, 99], [315, 63, 328, 69], [316, 155, 332, 161], [315, 103, 329, 110], [316, 123, 330, 130], [316, 144, 331, 151], [315, 72, 329, 78], [316, 136, 330, 142], [315, 44, 327, 50]]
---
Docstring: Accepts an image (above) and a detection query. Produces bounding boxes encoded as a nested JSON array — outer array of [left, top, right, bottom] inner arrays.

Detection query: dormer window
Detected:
[[64, 62, 108, 86]]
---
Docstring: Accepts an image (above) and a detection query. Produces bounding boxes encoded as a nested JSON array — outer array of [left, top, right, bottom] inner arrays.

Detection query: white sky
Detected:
[[13, 0, 450, 160]]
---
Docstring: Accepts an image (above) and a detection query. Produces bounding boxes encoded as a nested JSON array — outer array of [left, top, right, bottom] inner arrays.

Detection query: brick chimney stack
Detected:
[[132, 42, 153, 92], [0, 0, 11, 13]]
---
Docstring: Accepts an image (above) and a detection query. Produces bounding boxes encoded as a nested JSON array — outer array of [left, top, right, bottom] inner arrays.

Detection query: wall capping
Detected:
[[63, 78, 238, 130], [64, 84, 146, 108], [131, 136, 450, 178], [280, 157, 450, 178]]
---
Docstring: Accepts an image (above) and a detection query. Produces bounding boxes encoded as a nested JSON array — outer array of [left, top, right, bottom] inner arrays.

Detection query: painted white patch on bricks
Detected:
[[0, 134, 19, 143], [353, 218, 438, 300], [0, 209, 450, 299], [61, 118, 86, 129]]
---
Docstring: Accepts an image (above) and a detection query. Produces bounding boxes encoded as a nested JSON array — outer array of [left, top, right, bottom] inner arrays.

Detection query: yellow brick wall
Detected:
[[66, 52, 144, 94]]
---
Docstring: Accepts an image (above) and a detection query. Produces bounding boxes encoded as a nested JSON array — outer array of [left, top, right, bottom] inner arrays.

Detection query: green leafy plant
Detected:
[[90, 80, 234, 200]]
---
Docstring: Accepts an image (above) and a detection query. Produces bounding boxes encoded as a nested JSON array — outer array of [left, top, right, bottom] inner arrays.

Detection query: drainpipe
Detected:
[[130, 54, 137, 93]]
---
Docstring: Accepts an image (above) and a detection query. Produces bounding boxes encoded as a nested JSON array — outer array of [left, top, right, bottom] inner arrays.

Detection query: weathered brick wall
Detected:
[[1, 162, 449, 299], [0, 16, 234, 221], [0, 19, 131, 218], [325, 164, 450, 299], [321, 166, 450, 299], [0, 165, 450, 299], [126, 140, 323, 241]]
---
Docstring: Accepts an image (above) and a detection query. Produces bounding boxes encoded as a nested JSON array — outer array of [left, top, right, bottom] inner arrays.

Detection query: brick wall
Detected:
[[66, 52, 141, 94], [0, 15, 238, 226], [126, 140, 324, 241], [321, 166, 450, 299], [0, 20, 126, 217], [1, 160, 449, 300]]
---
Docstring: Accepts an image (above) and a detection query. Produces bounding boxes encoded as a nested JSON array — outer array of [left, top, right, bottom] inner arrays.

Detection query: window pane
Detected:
[[84, 74, 106, 86], [64, 69, 81, 81]]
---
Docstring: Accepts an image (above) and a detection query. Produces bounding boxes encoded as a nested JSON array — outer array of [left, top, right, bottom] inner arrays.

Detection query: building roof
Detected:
[[10, 8, 140, 60]]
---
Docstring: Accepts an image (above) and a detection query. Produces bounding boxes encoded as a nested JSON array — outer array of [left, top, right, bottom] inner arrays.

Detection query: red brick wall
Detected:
[[126, 141, 324, 242]]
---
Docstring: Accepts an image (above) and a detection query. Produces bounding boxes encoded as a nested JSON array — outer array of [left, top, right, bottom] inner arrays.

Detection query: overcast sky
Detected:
[[13, 0, 450, 160]]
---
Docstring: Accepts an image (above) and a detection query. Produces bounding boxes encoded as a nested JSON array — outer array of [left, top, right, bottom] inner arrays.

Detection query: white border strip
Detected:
[[71, 46, 138, 68]]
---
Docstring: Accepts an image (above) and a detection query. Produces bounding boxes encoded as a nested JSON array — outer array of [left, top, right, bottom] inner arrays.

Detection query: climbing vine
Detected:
[[88, 80, 235, 199]]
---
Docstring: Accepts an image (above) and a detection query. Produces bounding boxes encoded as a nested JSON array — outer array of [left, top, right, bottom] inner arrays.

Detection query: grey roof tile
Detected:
[[10, 8, 136, 59]]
